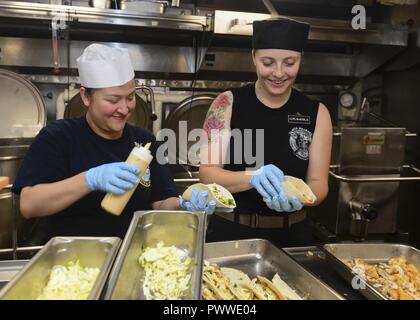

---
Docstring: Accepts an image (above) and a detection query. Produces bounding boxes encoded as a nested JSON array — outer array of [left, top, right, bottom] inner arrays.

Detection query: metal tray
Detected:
[[0, 260, 29, 290], [323, 243, 420, 300], [204, 239, 344, 300], [0, 237, 121, 300], [283, 247, 365, 300], [104, 210, 206, 300]]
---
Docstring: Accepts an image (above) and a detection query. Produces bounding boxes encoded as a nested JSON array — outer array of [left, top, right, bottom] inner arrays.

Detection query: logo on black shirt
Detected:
[[288, 114, 310, 125], [289, 127, 312, 161], [140, 167, 151, 187]]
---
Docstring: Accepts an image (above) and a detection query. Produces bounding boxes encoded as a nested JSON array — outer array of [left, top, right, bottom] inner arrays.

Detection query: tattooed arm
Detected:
[[199, 91, 254, 194]]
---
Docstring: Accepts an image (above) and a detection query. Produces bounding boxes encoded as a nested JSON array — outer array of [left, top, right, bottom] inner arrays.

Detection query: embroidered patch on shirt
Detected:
[[139, 168, 151, 187], [288, 114, 311, 125], [289, 127, 312, 161]]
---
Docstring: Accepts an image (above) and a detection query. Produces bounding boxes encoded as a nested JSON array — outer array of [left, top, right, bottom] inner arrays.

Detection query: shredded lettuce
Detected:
[[37, 261, 100, 300], [139, 242, 192, 300]]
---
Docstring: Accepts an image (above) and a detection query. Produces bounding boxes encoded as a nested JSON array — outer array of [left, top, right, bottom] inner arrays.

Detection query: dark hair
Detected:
[[83, 87, 97, 100]]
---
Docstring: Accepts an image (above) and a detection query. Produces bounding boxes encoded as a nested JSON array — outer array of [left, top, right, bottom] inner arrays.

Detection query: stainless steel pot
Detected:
[[0, 69, 46, 139]]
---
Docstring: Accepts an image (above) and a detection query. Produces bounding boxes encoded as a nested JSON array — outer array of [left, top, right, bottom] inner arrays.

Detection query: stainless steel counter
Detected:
[[1, 244, 367, 299]]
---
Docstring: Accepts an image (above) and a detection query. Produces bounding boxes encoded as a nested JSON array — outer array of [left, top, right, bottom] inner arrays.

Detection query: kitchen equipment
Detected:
[[0, 69, 46, 138], [0, 237, 121, 300], [0, 177, 9, 190], [119, 0, 168, 14], [310, 127, 420, 241], [283, 246, 365, 300], [56, 87, 79, 120], [204, 239, 344, 300], [51, 20, 60, 75], [89, 0, 112, 9], [323, 243, 420, 300], [172, 169, 200, 194], [0, 140, 35, 250], [136, 85, 158, 123], [0, 259, 29, 290], [0, 138, 33, 182], [104, 210, 205, 300], [164, 94, 216, 167], [0, 188, 14, 249]]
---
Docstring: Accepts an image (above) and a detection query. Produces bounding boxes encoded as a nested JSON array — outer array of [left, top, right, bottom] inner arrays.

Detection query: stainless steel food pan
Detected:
[[0, 236, 121, 300], [323, 243, 420, 300], [205, 239, 344, 300], [105, 210, 206, 300]]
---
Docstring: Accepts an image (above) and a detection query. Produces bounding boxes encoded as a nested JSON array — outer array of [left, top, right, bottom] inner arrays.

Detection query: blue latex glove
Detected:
[[250, 164, 285, 199], [86, 162, 140, 195], [179, 187, 217, 215], [264, 194, 304, 213]]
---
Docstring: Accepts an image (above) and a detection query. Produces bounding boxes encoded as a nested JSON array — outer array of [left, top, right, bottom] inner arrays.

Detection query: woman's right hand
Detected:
[[85, 162, 140, 195]]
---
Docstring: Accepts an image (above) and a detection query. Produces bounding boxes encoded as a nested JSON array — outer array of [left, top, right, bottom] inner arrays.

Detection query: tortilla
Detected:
[[202, 262, 236, 300], [271, 273, 303, 300], [202, 262, 303, 301], [182, 183, 236, 209], [221, 267, 254, 300], [245, 278, 279, 300], [283, 176, 316, 205], [258, 275, 288, 300], [202, 282, 218, 300], [202, 275, 225, 300]]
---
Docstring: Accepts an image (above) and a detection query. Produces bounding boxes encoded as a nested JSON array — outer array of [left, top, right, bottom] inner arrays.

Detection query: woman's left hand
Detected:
[[179, 187, 217, 215], [264, 193, 303, 213]]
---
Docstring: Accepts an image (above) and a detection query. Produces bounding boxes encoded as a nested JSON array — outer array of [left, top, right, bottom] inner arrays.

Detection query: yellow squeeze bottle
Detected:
[[101, 142, 153, 216]]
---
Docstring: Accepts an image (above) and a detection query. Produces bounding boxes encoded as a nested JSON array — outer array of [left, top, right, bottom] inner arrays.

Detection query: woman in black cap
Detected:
[[199, 18, 332, 247]]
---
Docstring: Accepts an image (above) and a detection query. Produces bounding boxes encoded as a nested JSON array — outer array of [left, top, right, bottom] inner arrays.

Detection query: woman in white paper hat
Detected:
[[12, 43, 215, 244], [200, 18, 333, 247]]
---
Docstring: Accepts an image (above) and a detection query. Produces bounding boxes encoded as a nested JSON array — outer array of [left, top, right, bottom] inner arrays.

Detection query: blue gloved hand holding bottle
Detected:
[[86, 162, 140, 195]]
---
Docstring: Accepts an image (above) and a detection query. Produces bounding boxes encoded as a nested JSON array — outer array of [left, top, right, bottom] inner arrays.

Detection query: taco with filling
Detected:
[[257, 275, 289, 300], [202, 262, 236, 300], [283, 176, 316, 205], [202, 281, 218, 300], [246, 277, 281, 300], [182, 183, 236, 209], [220, 267, 254, 300]]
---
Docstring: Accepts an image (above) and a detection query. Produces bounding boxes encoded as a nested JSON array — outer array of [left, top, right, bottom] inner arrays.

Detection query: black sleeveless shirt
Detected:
[[224, 83, 319, 214]]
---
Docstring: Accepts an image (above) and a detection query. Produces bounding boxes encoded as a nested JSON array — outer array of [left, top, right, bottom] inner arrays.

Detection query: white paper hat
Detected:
[[76, 43, 135, 88]]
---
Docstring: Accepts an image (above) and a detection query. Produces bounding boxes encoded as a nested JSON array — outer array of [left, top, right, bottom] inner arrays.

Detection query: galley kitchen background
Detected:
[[0, 0, 420, 256]]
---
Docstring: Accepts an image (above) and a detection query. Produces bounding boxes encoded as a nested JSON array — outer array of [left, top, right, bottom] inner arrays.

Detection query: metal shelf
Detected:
[[214, 10, 408, 47], [0, 1, 211, 31]]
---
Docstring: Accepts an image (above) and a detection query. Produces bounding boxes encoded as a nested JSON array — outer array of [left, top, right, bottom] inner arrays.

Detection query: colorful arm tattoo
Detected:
[[203, 93, 232, 143]]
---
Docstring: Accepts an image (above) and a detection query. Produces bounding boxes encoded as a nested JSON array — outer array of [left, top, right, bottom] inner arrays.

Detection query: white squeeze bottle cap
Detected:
[[101, 142, 154, 216], [131, 142, 153, 164]]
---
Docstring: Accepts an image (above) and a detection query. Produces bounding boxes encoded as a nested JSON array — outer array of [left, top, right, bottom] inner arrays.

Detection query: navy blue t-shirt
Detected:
[[12, 116, 179, 243]]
